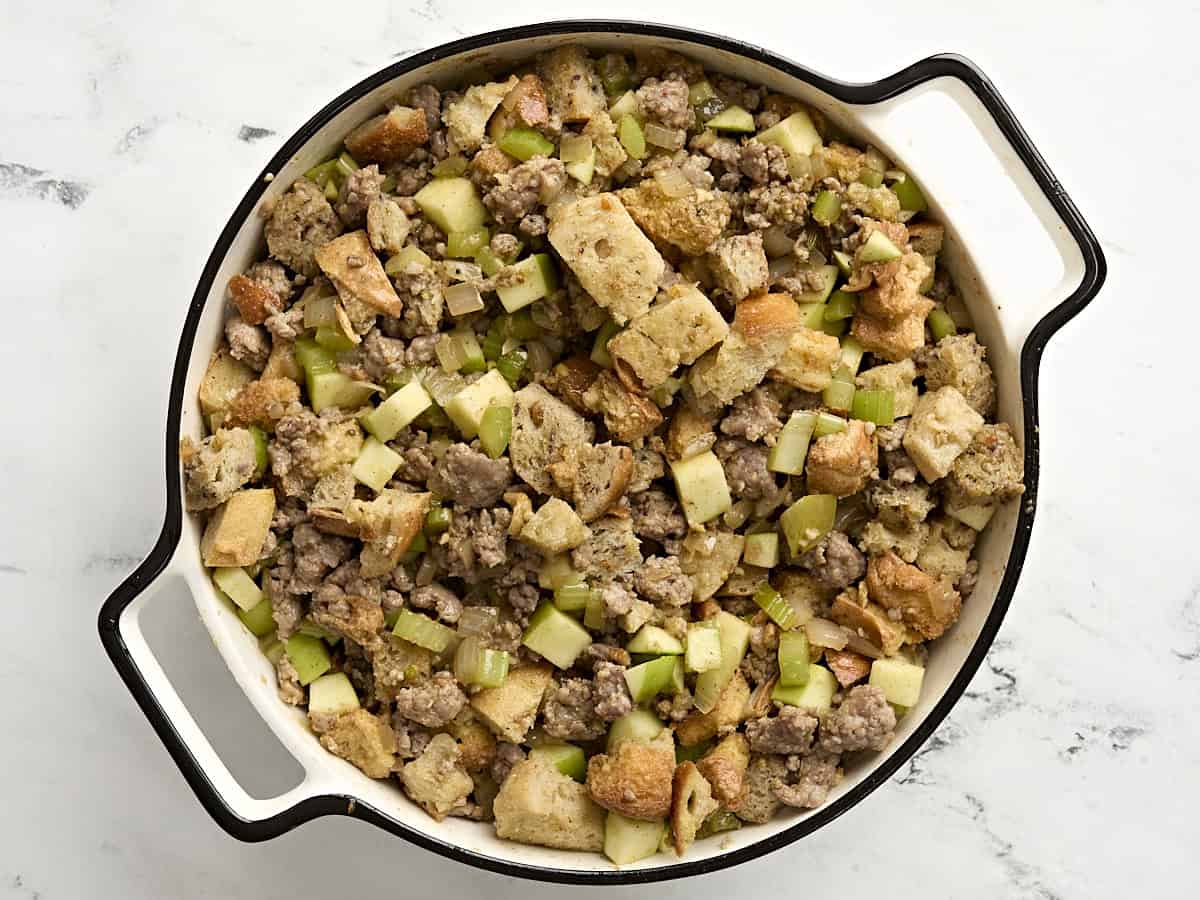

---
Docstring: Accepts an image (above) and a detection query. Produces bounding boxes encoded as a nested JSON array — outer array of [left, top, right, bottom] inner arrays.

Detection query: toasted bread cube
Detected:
[[770, 326, 840, 392], [707, 233, 769, 300], [851, 299, 933, 362], [805, 420, 877, 497], [690, 293, 802, 409], [470, 664, 553, 743], [679, 529, 745, 602], [447, 718, 498, 773], [906, 221, 945, 256], [666, 403, 718, 461], [582, 370, 663, 443], [227, 377, 300, 430], [855, 358, 918, 418], [866, 551, 961, 640], [200, 488, 275, 567], [829, 590, 905, 656], [400, 732, 473, 820], [609, 283, 729, 389], [344, 106, 429, 163], [227, 274, 281, 325], [583, 110, 628, 177], [494, 756, 606, 851], [858, 518, 929, 564], [519, 498, 591, 553], [903, 386, 984, 482], [916, 516, 975, 582], [538, 46, 607, 123], [921, 332, 997, 417], [671, 762, 719, 855], [945, 423, 1024, 503], [617, 180, 731, 256], [366, 197, 411, 255], [675, 671, 750, 747], [314, 230, 402, 317], [586, 729, 675, 820], [510, 383, 596, 495], [199, 348, 256, 417], [548, 442, 634, 523], [443, 75, 518, 153], [697, 733, 750, 810], [318, 708, 397, 779], [859, 253, 930, 321], [548, 193, 664, 325]]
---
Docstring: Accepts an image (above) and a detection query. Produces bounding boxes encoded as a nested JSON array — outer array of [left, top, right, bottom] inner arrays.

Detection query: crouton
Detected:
[[470, 664, 553, 743], [199, 347, 256, 417], [866, 551, 961, 640], [844, 181, 901, 221], [675, 671, 750, 747], [538, 46, 607, 123], [448, 719, 498, 773], [829, 589, 905, 656], [907, 221, 945, 256], [867, 480, 935, 529], [227, 274, 282, 325], [226, 377, 300, 430], [366, 197, 411, 255], [443, 75, 519, 153], [916, 516, 976, 581], [921, 333, 997, 416], [667, 404, 718, 462], [493, 73, 550, 133], [858, 253, 930, 321], [680, 530, 746, 602], [945, 423, 1024, 503], [617, 179, 731, 256], [400, 733, 473, 820], [314, 230, 402, 317], [805, 420, 877, 497], [689, 293, 802, 409], [200, 488, 275, 567], [469, 143, 517, 185], [855, 358, 918, 418], [851, 299, 933, 362], [582, 370, 664, 442], [582, 110, 628, 177], [902, 386, 984, 482], [769, 326, 841, 392], [707, 233, 769, 300], [671, 762, 720, 855], [549, 442, 634, 522], [519, 497, 591, 553], [542, 354, 602, 412], [609, 283, 729, 389], [312, 490, 430, 548], [818, 142, 867, 183], [319, 708, 397, 779], [696, 733, 750, 810], [548, 193, 664, 324], [586, 729, 675, 820], [572, 516, 643, 579], [824, 649, 872, 688], [858, 518, 929, 563], [312, 593, 385, 648], [493, 756, 606, 851], [263, 341, 302, 384], [344, 106, 429, 164], [509, 383, 596, 495]]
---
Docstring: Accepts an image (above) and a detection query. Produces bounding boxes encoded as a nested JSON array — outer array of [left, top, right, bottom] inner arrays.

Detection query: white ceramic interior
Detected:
[[117, 26, 1091, 878]]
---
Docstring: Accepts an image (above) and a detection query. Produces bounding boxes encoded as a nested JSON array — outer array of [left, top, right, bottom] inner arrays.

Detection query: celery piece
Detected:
[[335, 151, 359, 179], [323, 179, 339, 200], [308, 371, 376, 414], [523, 603, 593, 669], [481, 317, 507, 360], [261, 637, 285, 665], [213, 566, 263, 613], [607, 708, 665, 751], [554, 581, 591, 613], [833, 249, 854, 276], [670, 657, 685, 694], [351, 436, 403, 491], [814, 411, 847, 436], [670, 450, 732, 527], [385, 244, 432, 278], [891, 174, 928, 212], [755, 110, 822, 158], [530, 743, 586, 782], [284, 634, 331, 686], [623, 656, 679, 703], [475, 246, 504, 278], [496, 349, 527, 387], [414, 177, 487, 235], [684, 619, 722, 674], [869, 657, 925, 707], [598, 54, 633, 96], [768, 411, 816, 475], [697, 810, 742, 840], [249, 426, 268, 478], [693, 612, 752, 714], [237, 597, 275, 637], [402, 531, 428, 561], [780, 494, 837, 556], [796, 302, 827, 331], [772, 664, 837, 711], [446, 226, 490, 260], [822, 376, 855, 413], [458, 330, 486, 374], [851, 389, 895, 426], [297, 618, 339, 643], [824, 290, 857, 322], [608, 90, 640, 121], [498, 127, 556, 162], [626, 625, 685, 656], [314, 325, 356, 353], [857, 169, 884, 188], [928, 308, 958, 342], [431, 155, 469, 178], [795, 264, 839, 305], [859, 230, 903, 264], [618, 114, 647, 161], [478, 402, 512, 460], [305, 159, 339, 187], [564, 146, 596, 185], [454, 635, 509, 688], [753, 583, 797, 630], [777, 631, 811, 687], [743, 532, 780, 569], [811, 190, 842, 225], [605, 812, 664, 866], [425, 506, 452, 535], [539, 553, 584, 590], [444, 369, 514, 439], [705, 105, 755, 132], [839, 336, 866, 375], [308, 672, 360, 717], [362, 379, 433, 442], [393, 609, 455, 653], [688, 80, 716, 106], [584, 588, 606, 631], [590, 319, 622, 368], [497, 254, 559, 313]]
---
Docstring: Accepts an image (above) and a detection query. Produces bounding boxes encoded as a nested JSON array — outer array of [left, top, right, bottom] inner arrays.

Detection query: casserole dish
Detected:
[[98, 20, 1105, 883]]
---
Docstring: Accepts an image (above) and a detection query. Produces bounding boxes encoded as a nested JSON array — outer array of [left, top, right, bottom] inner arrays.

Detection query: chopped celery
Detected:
[[607, 708, 665, 750], [584, 588, 606, 631], [676, 740, 711, 763], [623, 656, 679, 703], [284, 634, 331, 686], [530, 743, 586, 782], [859, 230, 903, 264], [618, 114, 647, 161], [697, 810, 742, 840], [688, 80, 715, 106], [297, 619, 339, 643], [869, 657, 925, 706], [693, 612, 752, 714], [773, 664, 837, 711], [626, 625, 684, 656], [249, 426, 268, 478], [598, 54, 633, 96], [833, 249, 854, 275], [335, 151, 358, 178], [496, 349, 527, 387], [669, 657, 685, 694], [851, 389, 895, 425], [928, 308, 958, 342], [414, 177, 487, 235], [768, 411, 816, 475], [824, 290, 857, 322], [811, 190, 842, 225], [743, 532, 780, 569], [293, 336, 336, 377], [839, 337, 866, 375], [305, 159, 339, 187], [753, 583, 797, 630], [351, 436, 403, 491], [478, 402, 512, 459], [322, 178, 339, 200], [755, 110, 822, 158], [497, 254, 558, 313], [507, 309, 541, 340], [857, 169, 884, 188], [444, 369, 514, 439], [481, 317, 507, 360], [475, 246, 504, 277], [590, 319, 622, 368], [554, 581, 591, 613], [685, 619, 722, 673], [314, 324, 356, 353], [213, 566, 263, 613], [393, 609, 455, 653], [820, 316, 848, 338], [425, 506, 452, 534], [705, 105, 755, 132], [780, 494, 837, 556], [362, 379, 433, 441], [432, 155, 469, 178], [891, 173, 928, 212], [523, 603, 592, 669], [454, 635, 509, 688], [604, 812, 663, 866], [308, 672, 360, 717], [237, 596, 275, 637], [777, 631, 811, 687], [795, 264, 839, 304], [822, 370, 855, 413], [670, 450, 732, 527], [498, 127, 556, 162], [446, 226, 490, 259], [814, 411, 847, 436]]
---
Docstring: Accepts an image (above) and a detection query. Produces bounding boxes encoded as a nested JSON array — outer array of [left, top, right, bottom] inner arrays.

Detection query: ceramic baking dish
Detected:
[[98, 20, 1105, 884]]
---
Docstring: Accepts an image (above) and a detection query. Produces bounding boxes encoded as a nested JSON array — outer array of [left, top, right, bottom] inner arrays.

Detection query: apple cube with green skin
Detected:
[[670, 450, 732, 527], [497, 253, 559, 313], [413, 177, 488, 235], [772, 664, 837, 711], [213, 566, 263, 612], [685, 619, 722, 673], [237, 597, 275, 637], [444, 369, 514, 439], [284, 634, 331, 686], [308, 672, 360, 717], [308, 371, 377, 413], [529, 743, 586, 782], [607, 708, 665, 751], [625, 625, 684, 656], [743, 532, 780, 568], [755, 110, 822, 158], [869, 657, 925, 707], [564, 147, 596, 184], [605, 812, 664, 865], [522, 603, 593, 670], [362, 380, 432, 441], [351, 436, 403, 492], [693, 611, 751, 713], [858, 230, 903, 264], [705, 105, 755, 132]]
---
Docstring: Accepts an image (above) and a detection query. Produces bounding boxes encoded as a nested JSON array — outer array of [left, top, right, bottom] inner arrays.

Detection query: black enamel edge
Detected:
[[97, 19, 1106, 884]]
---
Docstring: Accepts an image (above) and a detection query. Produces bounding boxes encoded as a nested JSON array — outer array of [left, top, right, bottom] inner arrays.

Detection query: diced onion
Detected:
[[443, 260, 482, 283], [645, 124, 686, 150], [652, 166, 693, 198], [843, 633, 883, 659], [303, 295, 339, 329], [435, 334, 468, 373], [445, 282, 484, 317], [457, 606, 499, 636], [746, 676, 778, 719], [762, 225, 795, 258], [805, 618, 849, 650]]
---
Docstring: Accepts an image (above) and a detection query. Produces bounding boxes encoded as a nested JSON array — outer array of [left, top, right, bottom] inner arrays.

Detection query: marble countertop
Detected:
[[2, 1, 1195, 897]]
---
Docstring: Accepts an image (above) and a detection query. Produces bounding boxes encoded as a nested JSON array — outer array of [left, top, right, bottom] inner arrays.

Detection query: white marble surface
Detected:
[[2, 1, 1196, 897]]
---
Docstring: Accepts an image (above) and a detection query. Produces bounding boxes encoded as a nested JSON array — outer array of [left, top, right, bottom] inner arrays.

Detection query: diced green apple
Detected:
[[869, 657, 925, 707], [777, 631, 811, 687], [693, 611, 751, 714], [413, 177, 488, 235], [284, 634, 332, 686], [443, 369, 515, 439], [623, 656, 679, 704], [772, 664, 837, 711], [755, 110, 822, 158], [496, 253, 559, 313], [351, 436, 403, 492], [859, 230, 903, 264], [685, 619, 722, 673], [625, 625, 684, 656], [308, 371, 377, 413], [670, 451, 732, 527], [607, 708, 665, 751], [705, 105, 755, 132], [362, 379, 433, 441], [523, 603, 593, 670], [604, 812, 664, 865], [529, 743, 586, 782], [564, 147, 596, 184], [308, 672, 360, 716], [794, 265, 839, 305], [780, 494, 837, 556], [213, 566, 263, 613], [237, 597, 275, 637]]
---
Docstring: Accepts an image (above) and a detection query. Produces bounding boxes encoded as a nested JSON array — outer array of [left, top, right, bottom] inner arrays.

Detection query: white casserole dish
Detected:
[[98, 21, 1105, 884]]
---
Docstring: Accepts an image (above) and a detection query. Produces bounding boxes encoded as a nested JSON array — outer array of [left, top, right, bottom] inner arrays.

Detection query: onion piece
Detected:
[[843, 633, 883, 659], [435, 334, 467, 373], [457, 606, 499, 636], [746, 676, 778, 719], [645, 124, 685, 150], [445, 282, 484, 317], [805, 617, 849, 651], [762, 225, 795, 258], [786, 153, 812, 183], [652, 166, 693, 198], [443, 260, 482, 283]]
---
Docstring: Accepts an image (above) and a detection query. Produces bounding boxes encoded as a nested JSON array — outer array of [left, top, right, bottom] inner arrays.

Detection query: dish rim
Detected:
[[97, 18, 1106, 884]]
